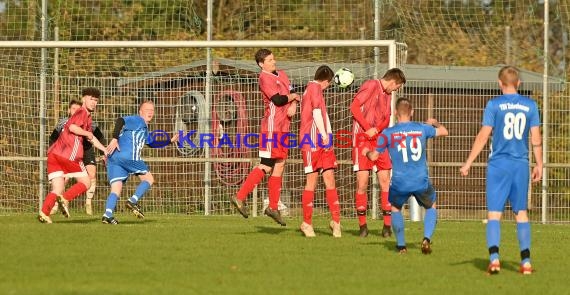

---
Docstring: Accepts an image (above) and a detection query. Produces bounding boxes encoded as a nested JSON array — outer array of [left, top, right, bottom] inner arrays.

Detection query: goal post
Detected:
[[0, 40, 407, 218]]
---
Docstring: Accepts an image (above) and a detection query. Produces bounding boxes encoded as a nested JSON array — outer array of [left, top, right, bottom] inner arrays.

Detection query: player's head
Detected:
[[498, 65, 521, 90], [67, 99, 81, 116], [81, 87, 100, 113], [381, 68, 406, 94], [139, 100, 155, 124], [395, 97, 413, 119], [314, 65, 334, 89], [255, 48, 276, 72]]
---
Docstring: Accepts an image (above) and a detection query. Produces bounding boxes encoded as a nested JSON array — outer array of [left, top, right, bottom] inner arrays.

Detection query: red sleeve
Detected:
[[377, 115, 390, 131], [350, 81, 376, 131]]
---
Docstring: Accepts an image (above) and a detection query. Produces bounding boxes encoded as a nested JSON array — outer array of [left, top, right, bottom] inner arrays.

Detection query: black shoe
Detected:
[[264, 207, 286, 226], [359, 224, 369, 237], [126, 200, 145, 219], [421, 238, 432, 254], [397, 245, 408, 254], [229, 196, 249, 218], [101, 216, 119, 224], [381, 225, 392, 238]]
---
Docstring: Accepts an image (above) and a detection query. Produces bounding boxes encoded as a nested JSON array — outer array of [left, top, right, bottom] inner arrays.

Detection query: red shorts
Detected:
[[352, 137, 392, 172], [302, 149, 338, 174], [47, 153, 87, 180], [258, 132, 290, 160]]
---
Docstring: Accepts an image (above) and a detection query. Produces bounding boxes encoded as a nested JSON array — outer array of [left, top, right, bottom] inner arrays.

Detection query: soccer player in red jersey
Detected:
[[298, 65, 341, 238], [351, 68, 406, 237], [230, 48, 300, 226], [38, 87, 107, 223]]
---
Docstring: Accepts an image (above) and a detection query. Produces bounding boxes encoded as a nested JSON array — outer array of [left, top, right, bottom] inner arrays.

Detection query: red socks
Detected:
[[381, 191, 391, 226], [302, 190, 314, 224], [41, 192, 57, 215], [355, 192, 368, 226], [268, 176, 282, 210], [326, 189, 340, 223], [63, 182, 88, 201], [236, 168, 265, 201]]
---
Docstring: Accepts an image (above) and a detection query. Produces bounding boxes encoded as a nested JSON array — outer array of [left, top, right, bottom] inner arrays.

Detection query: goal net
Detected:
[[0, 41, 407, 218]]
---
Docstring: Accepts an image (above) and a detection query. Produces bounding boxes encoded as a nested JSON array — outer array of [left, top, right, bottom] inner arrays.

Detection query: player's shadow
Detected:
[[450, 258, 519, 273], [60, 218, 156, 225], [254, 225, 289, 235], [380, 240, 419, 252]]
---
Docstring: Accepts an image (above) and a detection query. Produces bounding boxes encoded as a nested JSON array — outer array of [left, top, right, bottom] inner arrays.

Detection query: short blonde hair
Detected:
[[498, 66, 519, 87]]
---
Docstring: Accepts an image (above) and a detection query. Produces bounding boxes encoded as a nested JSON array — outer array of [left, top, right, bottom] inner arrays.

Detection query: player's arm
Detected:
[[68, 123, 94, 140], [350, 85, 377, 137], [459, 126, 492, 176], [93, 126, 106, 146], [106, 117, 125, 154], [530, 126, 543, 182], [270, 93, 299, 106], [48, 128, 59, 146], [362, 132, 388, 161], [89, 136, 108, 156], [426, 118, 449, 137], [312, 108, 329, 146], [286, 100, 298, 117]]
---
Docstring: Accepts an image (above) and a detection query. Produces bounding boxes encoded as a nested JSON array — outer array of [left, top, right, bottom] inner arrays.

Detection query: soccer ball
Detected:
[[333, 68, 355, 88]]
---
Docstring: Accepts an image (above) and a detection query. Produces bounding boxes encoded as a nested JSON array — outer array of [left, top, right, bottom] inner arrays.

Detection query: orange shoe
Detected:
[[487, 259, 501, 275], [520, 262, 532, 275]]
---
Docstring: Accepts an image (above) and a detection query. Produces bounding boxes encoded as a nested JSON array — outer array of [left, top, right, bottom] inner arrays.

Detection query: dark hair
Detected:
[[81, 87, 101, 98], [68, 99, 81, 108], [382, 68, 406, 85], [254, 48, 273, 66], [314, 65, 334, 82], [395, 97, 412, 114]]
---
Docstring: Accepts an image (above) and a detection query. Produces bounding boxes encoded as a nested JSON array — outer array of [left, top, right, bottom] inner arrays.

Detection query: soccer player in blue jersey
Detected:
[[460, 66, 542, 275], [101, 100, 178, 224], [363, 97, 448, 254]]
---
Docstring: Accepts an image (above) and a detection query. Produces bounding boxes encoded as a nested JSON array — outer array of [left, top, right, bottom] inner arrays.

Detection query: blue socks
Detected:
[[517, 222, 531, 264], [104, 193, 118, 218], [129, 180, 151, 204], [392, 211, 405, 247], [423, 207, 437, 240], [486, 219, 501, 262]]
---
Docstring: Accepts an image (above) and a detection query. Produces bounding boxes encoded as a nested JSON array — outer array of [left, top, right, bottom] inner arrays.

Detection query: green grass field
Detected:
[[0, 214, 568, 295]]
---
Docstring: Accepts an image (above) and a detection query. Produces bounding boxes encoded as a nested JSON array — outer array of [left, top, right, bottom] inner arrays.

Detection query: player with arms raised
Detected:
[[364, 98, 448, 253], [351, 68, 406, 237], [230, 48, 300, 226], [460, 66, 542, 275], [299, 65, 341, 238]]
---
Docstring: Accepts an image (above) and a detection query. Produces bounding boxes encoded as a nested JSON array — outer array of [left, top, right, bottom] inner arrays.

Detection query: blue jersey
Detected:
[[376, 122, 436, 192], [109, 115, 149, 161], [482, 94, 540, 163]]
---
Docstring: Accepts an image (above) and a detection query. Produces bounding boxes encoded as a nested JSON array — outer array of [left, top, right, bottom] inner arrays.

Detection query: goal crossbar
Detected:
[[0, 40, 397, 48]]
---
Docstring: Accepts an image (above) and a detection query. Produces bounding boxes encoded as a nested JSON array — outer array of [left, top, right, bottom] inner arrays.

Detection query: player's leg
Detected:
[[389, 188, 408, 253], [84, 163, 97, 215], [264, 159, 286, 226], [300, 170, 318, 237], [355, 170, 370, 237], [230, 159, 272, 218], [323, 169, 341, 238], [414, 183, 437, 254], [126, 171, 154, 219], [377, 169, 392, 238], [486, 161, 510, 274], [510, 162, 532, 274], [102, 181, 122, 224], [39, 169, 66, 223]]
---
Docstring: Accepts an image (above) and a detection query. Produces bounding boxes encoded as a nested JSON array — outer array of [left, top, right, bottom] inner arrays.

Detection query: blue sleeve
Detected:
[[424, 124, 437, 139], [529, 101, 540, 127], [481, 100, 495, 127], [376, 131, 389, 153], [123, 116, 136, 129]]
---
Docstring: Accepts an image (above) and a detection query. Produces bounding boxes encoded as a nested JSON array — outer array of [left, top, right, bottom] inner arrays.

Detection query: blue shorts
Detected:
[[107, 158, 149, 184], [486, 160, 529, 213], [389, 182, 436, 210]]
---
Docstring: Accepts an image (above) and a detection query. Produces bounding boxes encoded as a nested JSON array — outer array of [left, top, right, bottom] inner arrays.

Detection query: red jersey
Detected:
[[351, 79, 391, 146], [300, 81, 332, 152], [47, 107, 92, 161], [259, 70, 293, 133]]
